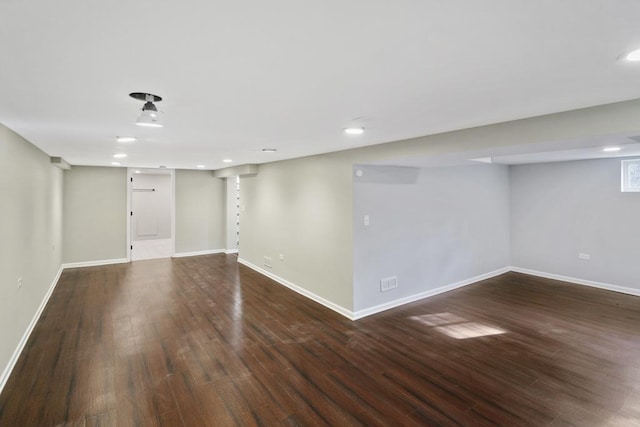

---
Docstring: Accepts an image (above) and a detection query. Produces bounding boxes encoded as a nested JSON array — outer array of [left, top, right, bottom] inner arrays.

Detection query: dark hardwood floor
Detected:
[[1, 255, 639, 426]]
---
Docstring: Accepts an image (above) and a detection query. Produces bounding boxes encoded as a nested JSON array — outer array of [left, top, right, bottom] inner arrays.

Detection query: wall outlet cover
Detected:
[[380, 276, 398, 292]]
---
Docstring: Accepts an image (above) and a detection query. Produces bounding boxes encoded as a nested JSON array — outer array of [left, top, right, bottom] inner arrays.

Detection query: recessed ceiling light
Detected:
[[111, 162, 121, 166], [603, 146, 622, 152], [344, 127, 364, 135], [135, 170, 141, 174], [116, 136, 136, 143], [196, 165, 205, 168], [262, 148, 277, 153], [624, 48, 640, 62], [113, 153, 127, 158], [223, 159, 233, 163]]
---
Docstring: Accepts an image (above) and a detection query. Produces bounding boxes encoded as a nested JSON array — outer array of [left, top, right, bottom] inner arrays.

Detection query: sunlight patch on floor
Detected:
[[410, 312, 506, 339]]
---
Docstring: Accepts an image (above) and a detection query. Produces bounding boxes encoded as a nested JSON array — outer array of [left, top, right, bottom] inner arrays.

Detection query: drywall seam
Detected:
[[0, 265, 64, 395], [237, 257, 354, 320], [510, 267, 640, 297]]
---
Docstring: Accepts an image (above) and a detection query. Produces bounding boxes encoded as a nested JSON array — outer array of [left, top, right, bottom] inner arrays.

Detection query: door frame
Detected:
[[126, 168, 176, 261]]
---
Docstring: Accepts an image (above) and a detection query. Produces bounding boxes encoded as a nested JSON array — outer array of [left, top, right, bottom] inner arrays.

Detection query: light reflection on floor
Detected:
[[410, 312, 507, 339]]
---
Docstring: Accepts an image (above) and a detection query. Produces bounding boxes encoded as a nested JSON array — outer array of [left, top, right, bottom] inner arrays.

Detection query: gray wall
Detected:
[[353, 164, 511, 312], [240, 155, 354, 311], [175, 170, 225, 254], [510, 158, 640, 290], [0, 123, 63, 384], [63, 166, 127, 263]]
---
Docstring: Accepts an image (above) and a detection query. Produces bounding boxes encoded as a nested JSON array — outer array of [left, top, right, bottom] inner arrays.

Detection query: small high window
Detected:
[[622, 159, 640, 192]]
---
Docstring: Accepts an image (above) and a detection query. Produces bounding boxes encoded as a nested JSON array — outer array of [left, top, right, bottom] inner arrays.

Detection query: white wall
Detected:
[[510, 158, 640, 291], [63, 166, 127, 263], [353, 164, 511, 313], [131, 173, 172, 241], [175, 170, 225, 254], [0, 123, 63, 389]]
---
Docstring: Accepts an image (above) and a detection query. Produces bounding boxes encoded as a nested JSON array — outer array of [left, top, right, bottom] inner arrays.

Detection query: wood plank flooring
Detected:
[[1, 254, 640, 426]]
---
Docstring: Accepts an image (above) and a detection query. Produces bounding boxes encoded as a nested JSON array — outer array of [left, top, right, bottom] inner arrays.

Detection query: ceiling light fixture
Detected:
[[223, 159, 233, 163], [196, 165, 205, 168], [113, 153, 127, 158], [130, 92, 164, 128], [344, 127, 364, 135], [603, 146, 622, 152], [111, 162, 121, 166], [116, 136, 136, 143]]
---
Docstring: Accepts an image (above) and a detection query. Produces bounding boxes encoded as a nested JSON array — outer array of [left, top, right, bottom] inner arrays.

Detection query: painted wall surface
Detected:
[[175, 170, 225, 254], [240, 154, 354, 311], [131, 173, 172, 241], [353, 164, 511, 312], [63, 166, 127, 263], [510, 158, 640, 290], [0, 123, 63, 385]]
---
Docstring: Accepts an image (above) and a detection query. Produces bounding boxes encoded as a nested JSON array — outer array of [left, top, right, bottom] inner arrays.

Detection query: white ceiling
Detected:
[[2, 1, 640, 170]]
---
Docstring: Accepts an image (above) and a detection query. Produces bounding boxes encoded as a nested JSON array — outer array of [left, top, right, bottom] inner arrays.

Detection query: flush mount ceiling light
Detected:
[[603, 146, 622, 152], [344, 127, 364, 135], [111, 162, 121, 166], [113, 153, 127, 158], [130, 92, 164, 128], [196, 165, 205, 168], [223, 159, 233, 163], [116, 136, 137, 143]]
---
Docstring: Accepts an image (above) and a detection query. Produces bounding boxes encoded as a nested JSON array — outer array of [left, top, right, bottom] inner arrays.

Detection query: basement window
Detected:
[[621, 159, 640, 192]]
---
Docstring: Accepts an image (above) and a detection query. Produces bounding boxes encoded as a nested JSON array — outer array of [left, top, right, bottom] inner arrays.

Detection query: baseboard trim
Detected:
[[509, 267, 640, 297], [0, 264, 64, 395], [224, 249, 239, 255], [62, 258, 129, 269], [351, 267, 511, 320], [172, 249, 226, 258], [237, 258, 354, 320]]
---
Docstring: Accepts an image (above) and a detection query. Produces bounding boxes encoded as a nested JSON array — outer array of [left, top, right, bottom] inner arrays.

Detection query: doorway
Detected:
[[128, 168, 175, 261]]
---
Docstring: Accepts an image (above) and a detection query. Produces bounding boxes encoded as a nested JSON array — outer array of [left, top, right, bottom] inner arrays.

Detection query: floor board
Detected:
[[1, 255, 640, 426]]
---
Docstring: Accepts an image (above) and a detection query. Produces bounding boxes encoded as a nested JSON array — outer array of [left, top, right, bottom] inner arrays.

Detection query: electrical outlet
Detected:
[[578, 253, 591, 260], [17, 277, 22, 288], [380, 276, 398, 292], [364, 215, 370, 226], [263, 256, 272, 268], [279, 254, 284, 261]]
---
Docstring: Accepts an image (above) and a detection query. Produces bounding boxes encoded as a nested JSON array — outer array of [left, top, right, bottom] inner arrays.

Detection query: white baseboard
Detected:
[[172, 249, 226, 258], [237, 258, 354, 320], [0, 265, 64, 395], [225, 249, 239, 255], [509, 266, 640, 297], [62, 258, 129, 269], [352, 267, 511, 320]]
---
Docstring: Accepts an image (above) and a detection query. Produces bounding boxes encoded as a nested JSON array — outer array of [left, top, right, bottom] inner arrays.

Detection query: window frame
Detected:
[[621, 158, 640, 192]]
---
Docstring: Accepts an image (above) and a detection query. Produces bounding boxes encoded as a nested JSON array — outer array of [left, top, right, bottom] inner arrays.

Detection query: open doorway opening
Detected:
[[128, 168, 175, 260]]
